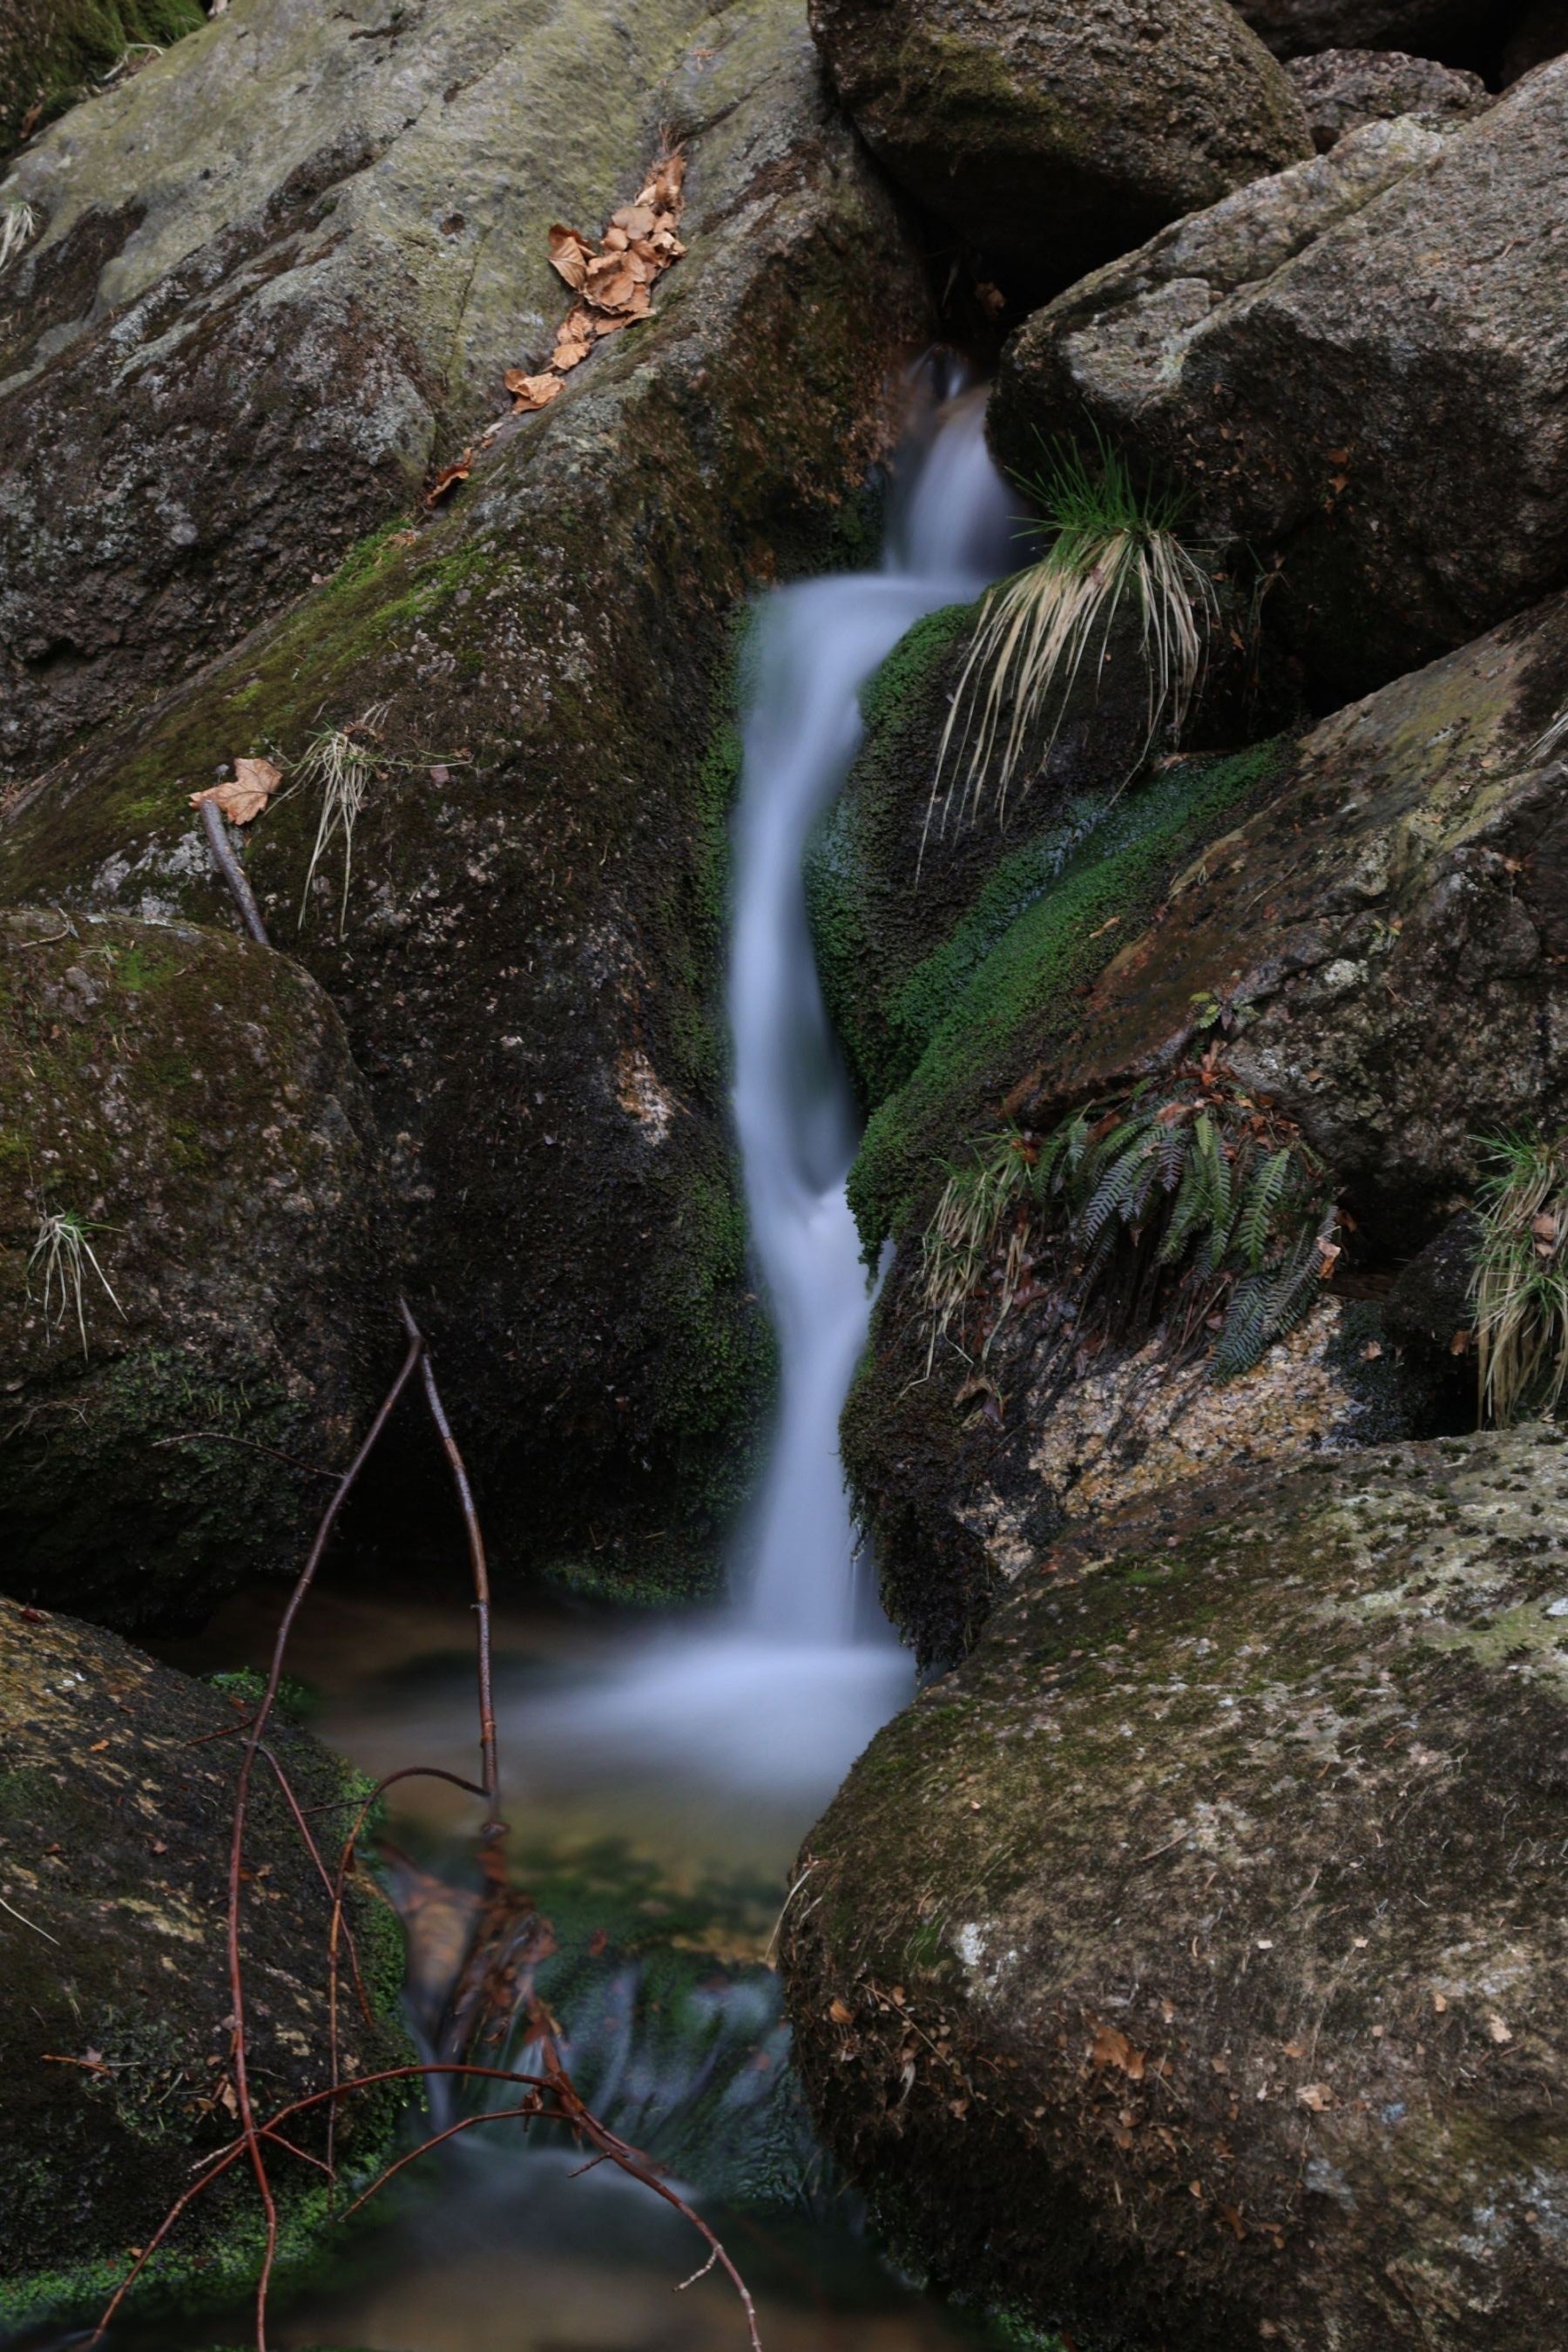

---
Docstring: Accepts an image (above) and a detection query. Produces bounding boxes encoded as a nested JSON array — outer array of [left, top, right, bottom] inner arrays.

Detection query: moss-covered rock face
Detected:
[[0, 907, 393, 1629], [990, 71, 1568, 702], [0, 1598, 410, 2334], [0, 0, 933, 1598], [841, 588, 1568, 1663], [0, 0, 203, 160], [785, 1427, 1568, 2352], [807, 596, 1176, 1119], [806, 0, 1310, 292]]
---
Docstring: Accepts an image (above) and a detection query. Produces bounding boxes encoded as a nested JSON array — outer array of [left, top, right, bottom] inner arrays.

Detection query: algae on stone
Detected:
[[786, 1427, 1568, 2352]]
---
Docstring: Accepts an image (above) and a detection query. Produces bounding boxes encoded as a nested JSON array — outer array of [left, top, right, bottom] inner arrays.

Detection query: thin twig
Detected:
[[401, 1297, 505, 1846], [222, 1320, 426, 2349], [199, 799, 271, 947]]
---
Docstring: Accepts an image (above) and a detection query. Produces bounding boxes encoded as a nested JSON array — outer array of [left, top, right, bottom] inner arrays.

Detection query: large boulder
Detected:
[[0, 0, 933, 1598], [1285, 46, 1490, 149], [1235, 0, 1512, 62], [785, 1427, 1568, 2352], [0, 1597, 409, 2332], [0, 906, 394, 1629], [990, 64, 1568, 701], [840, 587, 1568, 1662], [804, 0, 1311, 289]]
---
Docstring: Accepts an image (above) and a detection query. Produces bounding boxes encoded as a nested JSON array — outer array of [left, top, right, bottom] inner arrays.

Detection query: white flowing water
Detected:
[[457, 378, 1015, 1821], [733, 387, 1014, 1646]]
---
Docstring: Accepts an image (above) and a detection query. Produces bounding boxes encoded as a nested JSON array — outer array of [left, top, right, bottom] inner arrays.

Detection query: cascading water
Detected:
[[475, 373, 1015, 1815], [732, 379, 1014, 1647]]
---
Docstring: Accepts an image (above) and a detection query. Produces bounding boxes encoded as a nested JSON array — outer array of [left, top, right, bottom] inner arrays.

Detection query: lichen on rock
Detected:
[[0, 906, 394, 1628], [785, 1426, 1568, 2352], [0, 1597, 410, 2334]]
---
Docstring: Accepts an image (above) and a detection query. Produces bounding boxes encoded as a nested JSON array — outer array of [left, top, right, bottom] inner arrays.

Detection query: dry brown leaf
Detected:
[[1090, 2024, 1146, 2080], [602, 225, 630, 253], [612, 202, 656, 240], [508, 373, 565, 414], [828, 1997, 854, 2026], [1295, 2082, 1334, 2112], [190, 755, 283, 826], [548, 224, 594, 289], [426, 449, 473, 505]]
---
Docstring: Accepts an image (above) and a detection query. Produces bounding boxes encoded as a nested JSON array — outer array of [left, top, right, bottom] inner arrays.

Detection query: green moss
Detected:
[[3, 0, 205, 149], [848, 740, 1288, 1248]]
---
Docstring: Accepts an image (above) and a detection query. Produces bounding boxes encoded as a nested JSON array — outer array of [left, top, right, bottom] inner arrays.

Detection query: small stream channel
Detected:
[[112, 371, 1018, 2352]]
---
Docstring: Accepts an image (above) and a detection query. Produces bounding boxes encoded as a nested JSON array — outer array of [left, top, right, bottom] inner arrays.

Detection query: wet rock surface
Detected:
[[0, 0, 932, 1598], [0, 906, 393, 1630], [839, 590, 1568, 1664], [1285, 45, 1491, 147], [805, 0, 1310, 288], [991, 65, 1568, 700], [0, 1597, 409, 2328], [785, 1427, 1568, 2352]]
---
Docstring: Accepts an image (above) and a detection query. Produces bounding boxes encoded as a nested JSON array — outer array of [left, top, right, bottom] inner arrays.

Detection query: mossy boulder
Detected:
[[785, 1426, 1568, 2352], [990, 67, 1568, 701], [806, 0, 1310, 292], [0, 1596, 410, 2335], [0, 0, 202, 160], [0, 906, 394, 1630], [839, 589, 1568, 1663], [0, 0, 933, 1598]]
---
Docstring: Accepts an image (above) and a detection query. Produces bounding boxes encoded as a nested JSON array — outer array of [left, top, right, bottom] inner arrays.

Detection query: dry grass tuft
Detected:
[[1472, 1132, 1568, 1429], [295, 704, 389, 938], [923, 436, 1216, 862], [0, 201, 37, 275], [28, 1208, 125, 1357]]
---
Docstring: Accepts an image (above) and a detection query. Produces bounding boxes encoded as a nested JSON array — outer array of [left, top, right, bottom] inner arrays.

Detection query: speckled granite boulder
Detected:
[[805, 0, 1310, 285], [1285, 46, 1490, 148], [0, 1597, 409, 2332], [841, 587, 1568, 1665], [786, 1426, 1568, 2352], [0, 0, 933, 1599], [991, 64, 1568, 700], [0, 906, 393, 1627]]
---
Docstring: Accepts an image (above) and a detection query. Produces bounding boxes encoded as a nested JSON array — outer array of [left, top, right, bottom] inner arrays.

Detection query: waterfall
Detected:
[[731, 383, 1014, 1641], [491, 374, 1011, 1812]]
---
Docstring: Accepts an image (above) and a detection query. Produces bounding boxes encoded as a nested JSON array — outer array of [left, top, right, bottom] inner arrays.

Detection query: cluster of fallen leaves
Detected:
[[425, 152, 687, 507], [505, 151, 687, 416]]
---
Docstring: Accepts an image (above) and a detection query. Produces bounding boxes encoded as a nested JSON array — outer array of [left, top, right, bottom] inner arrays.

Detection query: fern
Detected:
[[923, 1060, 1337, 1381]]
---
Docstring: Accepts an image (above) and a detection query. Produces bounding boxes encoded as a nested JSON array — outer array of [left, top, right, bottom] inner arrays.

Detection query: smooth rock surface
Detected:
[[0, 0, 931, 1598], [990, 66, 1568, 700], [0, 1597, 408, 2328], [0, 906, 393, 1628], [805, 0, 1311, 286], [786, 1427, 1568, 2352], [1285, 45, 1490, 147]]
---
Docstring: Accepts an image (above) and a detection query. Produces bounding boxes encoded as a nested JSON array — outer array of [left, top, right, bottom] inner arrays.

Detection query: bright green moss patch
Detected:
[[848, 740, 1288, 1248]]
